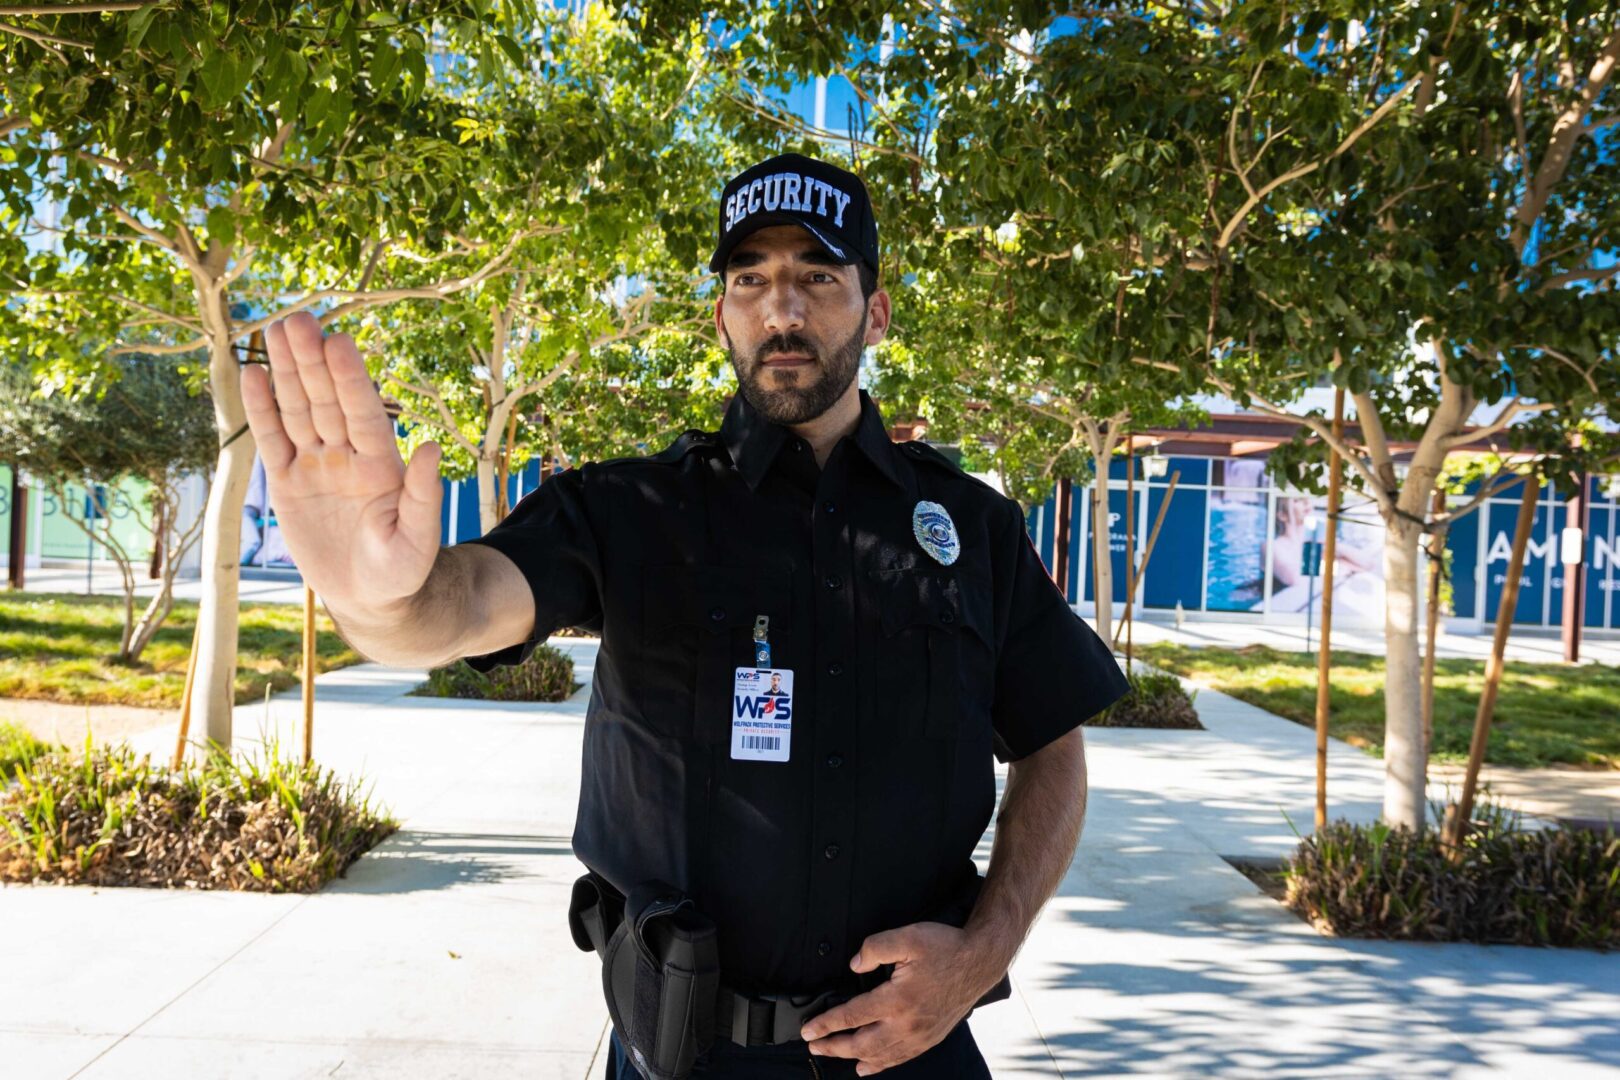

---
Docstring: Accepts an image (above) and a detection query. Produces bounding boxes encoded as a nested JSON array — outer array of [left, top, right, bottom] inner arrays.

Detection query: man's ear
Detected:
[[863, 288, 892, 347], [714, 295, 728, 346]]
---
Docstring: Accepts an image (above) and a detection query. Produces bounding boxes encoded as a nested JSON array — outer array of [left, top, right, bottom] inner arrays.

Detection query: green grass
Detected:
[[0, 593, 361, 709], [1136, 642, 1620, 770]]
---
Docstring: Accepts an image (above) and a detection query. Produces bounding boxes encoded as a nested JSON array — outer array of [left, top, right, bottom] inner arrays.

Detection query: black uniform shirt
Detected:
[[462, 388, 1128, 995]]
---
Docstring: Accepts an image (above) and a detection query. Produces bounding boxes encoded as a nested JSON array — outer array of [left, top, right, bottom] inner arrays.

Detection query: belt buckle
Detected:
[[764, 988, 848, 1045]]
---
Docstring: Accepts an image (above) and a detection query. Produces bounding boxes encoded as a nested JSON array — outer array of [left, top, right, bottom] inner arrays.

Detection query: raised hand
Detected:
[[241, 311, 443, 615]]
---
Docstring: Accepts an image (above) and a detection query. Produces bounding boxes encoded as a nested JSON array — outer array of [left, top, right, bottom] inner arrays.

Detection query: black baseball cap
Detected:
[[709, 153, 880, 275]]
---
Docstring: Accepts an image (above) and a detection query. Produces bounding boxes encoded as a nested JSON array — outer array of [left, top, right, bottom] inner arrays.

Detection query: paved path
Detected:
[[3, 639, 1617, 1078]]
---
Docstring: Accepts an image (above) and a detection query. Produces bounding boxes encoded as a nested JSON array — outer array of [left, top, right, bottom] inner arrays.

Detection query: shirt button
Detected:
[[793, 440, 806, 452], [823, 501, 837, 514], [940, 610, 955, 624], [709, 606, 726, 622], [824, 574, 842, 590], [826, 753, 843, 768], [826, 662, 843, 676], [817, 940, 832, 956], [824, 843, 840, 860]]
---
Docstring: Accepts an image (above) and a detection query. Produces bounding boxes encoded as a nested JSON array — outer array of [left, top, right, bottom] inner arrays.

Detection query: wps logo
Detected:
[[735, 695, 793, 721]]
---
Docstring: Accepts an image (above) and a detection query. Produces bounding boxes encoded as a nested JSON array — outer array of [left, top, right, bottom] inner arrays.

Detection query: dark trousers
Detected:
[[606, 1018, 992, 1079]]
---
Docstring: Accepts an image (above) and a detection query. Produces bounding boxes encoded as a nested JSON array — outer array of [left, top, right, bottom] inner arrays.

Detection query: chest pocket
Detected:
[[869, 567, 995, 739], [640, 564, 793, 742]]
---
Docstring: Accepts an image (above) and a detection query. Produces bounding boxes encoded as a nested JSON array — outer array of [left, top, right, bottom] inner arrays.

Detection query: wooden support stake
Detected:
[[1445, 473, 1539, 850], [1114, 471, 1181, 652], [302, 585, 316, 765], [1314, 388, 1344, 832], [1123, 434, 1137, 667], [1422, 486, 1446, 761], [1089, 483, 1103, 618], [172, 613, 202, 770]]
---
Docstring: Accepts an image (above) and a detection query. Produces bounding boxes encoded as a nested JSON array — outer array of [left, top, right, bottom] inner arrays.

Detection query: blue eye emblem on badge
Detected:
[[912, 501, 960, 565]]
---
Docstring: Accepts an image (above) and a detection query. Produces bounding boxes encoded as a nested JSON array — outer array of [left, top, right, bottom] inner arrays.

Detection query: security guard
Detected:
[[240, 154, 1128, 1079]]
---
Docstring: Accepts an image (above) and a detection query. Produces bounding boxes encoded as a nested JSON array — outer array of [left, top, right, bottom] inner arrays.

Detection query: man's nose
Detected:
[[760, 282, 807, 334]]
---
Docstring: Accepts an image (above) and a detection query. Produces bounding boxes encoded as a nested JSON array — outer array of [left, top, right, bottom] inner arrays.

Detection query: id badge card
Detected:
[[732, 667, 793, 763]]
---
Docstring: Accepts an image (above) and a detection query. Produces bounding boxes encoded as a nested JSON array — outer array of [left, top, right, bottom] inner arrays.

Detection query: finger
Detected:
[[808, 1022, 895, 1064], [240, 364, 295, 472], [851, 928, 914, 971], [265, 318, 318, 448], [323, 331, 396, 456], [801, 988, 886, 1041], [282, 310, 351, 448], [397, 441, 444, 554]]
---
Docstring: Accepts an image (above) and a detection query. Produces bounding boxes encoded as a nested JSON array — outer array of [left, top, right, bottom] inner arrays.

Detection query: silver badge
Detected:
[[912, 501, 960, 565]]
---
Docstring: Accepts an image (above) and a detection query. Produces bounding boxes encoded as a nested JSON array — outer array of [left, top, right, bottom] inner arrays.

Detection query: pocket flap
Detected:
[[643, 564, 792, 637], [869, 567, 992, 647]]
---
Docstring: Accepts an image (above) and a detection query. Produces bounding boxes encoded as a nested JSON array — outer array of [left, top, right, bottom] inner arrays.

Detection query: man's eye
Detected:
[[734, 273, 762, 286], [810, 272, 835, 283]]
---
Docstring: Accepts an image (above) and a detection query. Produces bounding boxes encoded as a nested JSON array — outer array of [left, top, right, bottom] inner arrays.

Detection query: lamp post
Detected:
[[1561, 470, 1589, 664]]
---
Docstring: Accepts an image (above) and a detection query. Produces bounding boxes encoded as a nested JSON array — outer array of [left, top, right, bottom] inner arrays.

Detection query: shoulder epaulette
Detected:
[[596, 429, 721, 469], [899, 440, 961, 472], [900, 440, 1006, 499]]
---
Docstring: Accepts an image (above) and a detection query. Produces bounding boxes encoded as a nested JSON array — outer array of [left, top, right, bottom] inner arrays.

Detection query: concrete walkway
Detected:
[[3, 639, 1617, 1078]]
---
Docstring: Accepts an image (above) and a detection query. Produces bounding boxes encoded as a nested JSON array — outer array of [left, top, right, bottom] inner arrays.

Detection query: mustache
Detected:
[[753, 333, 820, 366]]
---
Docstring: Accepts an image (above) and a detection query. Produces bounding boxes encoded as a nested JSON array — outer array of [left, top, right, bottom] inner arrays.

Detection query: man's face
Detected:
[[715, 225, 890, 425]]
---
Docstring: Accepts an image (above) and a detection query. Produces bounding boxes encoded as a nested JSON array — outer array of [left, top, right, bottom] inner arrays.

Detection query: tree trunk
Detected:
[[1080, 418, 1123, 648], [1091, 480, 1114, 647], [125, 479, 199, 663], [149, 497, 165, 580], [190, 292, 254, 758], [476, 454, 500, 538], [1382, 513, 1427, 830]]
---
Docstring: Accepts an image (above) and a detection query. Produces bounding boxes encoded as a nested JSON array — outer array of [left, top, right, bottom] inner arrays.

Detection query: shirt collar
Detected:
[[720, 387, 906, 493]]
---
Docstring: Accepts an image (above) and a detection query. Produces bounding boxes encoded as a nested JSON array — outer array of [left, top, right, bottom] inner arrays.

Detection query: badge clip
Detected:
[[752, 615, 771, 669]]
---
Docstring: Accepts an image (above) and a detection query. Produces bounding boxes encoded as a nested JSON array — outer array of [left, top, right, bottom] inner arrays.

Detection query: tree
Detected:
[[1184, 4, 1620, 829], [0, 356, 215, 661], [1, 1, 714, 753]]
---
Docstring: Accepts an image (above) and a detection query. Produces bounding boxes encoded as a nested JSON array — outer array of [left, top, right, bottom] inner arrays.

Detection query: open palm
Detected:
[[240, 311, 443, 611]]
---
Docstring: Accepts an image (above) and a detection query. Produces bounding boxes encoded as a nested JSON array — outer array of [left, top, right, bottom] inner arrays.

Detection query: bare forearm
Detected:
[[324, 543, 534, 668], [963, 726, 1088, 982]]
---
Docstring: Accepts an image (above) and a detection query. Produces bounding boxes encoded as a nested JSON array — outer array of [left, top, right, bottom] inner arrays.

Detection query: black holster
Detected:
[[570, 871, 719, 1080], [567, 868, 1010, 1080]]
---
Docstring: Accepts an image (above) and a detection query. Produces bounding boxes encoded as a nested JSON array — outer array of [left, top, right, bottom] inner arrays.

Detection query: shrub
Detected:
[[1284, 805, 1620, 950], [1, 722, 59, 785], [0, 733, 398, 892], [416, 642, 576, 702], [1086, 669, 1202, 729]]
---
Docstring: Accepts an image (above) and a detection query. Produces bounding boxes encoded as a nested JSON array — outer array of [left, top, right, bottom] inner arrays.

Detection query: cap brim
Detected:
[[709, 212, 860, 274]]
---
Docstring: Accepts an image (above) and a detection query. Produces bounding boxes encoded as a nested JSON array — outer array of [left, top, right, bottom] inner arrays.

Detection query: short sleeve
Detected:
[[456, 467, 603, 671], [990, 503, 1129, 764]]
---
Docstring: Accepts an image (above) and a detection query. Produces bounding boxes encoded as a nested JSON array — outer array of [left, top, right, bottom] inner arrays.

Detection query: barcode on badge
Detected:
[[741, 735, 780, 751]]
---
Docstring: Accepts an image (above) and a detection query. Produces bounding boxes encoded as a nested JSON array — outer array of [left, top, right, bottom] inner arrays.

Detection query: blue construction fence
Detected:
[[1025, 456, 1619, 630]]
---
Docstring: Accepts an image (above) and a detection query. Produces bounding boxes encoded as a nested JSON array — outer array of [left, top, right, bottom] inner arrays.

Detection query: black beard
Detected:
[[727, 313, 867, 425]]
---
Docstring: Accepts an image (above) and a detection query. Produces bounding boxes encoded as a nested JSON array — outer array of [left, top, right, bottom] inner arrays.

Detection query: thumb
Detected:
[[850, 929, 910, 972], [398, 440, 444, 550]]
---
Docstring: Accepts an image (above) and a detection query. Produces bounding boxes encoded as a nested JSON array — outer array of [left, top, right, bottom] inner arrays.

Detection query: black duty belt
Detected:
[[567, 869, 1010, 1080]]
